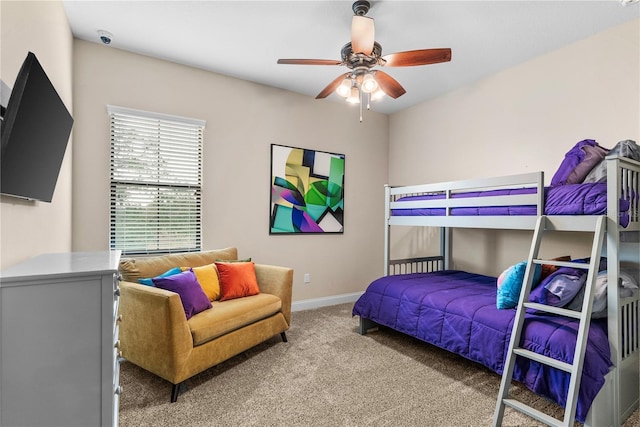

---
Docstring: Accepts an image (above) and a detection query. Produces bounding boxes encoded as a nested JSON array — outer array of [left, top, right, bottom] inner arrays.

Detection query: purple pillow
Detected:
[[529, 265, 587, 307], [583, 140, 640, 183], [543, 273, 586, 306], [137, 266, 182, 286], [551, 139, 609, 186], [152, 269, 212, 320]]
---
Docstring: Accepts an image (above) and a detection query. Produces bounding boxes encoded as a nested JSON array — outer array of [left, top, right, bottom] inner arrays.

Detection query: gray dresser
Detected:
[[0, 251, 122, 427]]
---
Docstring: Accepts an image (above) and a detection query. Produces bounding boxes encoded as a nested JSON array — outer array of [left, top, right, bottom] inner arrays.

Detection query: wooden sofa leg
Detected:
[[280, 331, 288, 342], [170, 382, 183, 403]]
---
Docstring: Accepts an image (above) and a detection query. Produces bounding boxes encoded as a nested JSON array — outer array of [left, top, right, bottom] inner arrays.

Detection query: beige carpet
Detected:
[[119, 303, 639, 426]]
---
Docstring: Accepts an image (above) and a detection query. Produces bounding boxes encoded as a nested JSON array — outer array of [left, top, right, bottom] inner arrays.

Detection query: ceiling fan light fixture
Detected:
[[346, 86, 360, 104], [360, 73, 378, 93], [371, 88, 386, 100], [336, 78, 352, 97]]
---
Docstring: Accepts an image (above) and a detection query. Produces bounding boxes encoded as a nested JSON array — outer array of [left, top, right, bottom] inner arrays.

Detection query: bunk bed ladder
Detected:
[[493, 215, 606, 427]]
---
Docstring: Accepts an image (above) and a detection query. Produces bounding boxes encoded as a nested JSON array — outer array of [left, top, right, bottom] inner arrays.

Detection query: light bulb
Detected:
[[336, 78, 351, 98], [346, 86, 360, 104], [371, 88, 386, 100], [361, 73, 378, 93]]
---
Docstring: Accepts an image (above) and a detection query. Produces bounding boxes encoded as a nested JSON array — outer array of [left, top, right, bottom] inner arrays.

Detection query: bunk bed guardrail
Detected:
[[388, 256, 444, 275], [386, 171, 545, 231]]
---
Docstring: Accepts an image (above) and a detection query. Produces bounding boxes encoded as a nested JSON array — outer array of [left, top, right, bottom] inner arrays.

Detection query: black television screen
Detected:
[[1, 51, 73, 202]]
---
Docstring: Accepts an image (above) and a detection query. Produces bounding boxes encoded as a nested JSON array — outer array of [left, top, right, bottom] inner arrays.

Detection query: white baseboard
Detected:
[[291, 292, 363, 312]]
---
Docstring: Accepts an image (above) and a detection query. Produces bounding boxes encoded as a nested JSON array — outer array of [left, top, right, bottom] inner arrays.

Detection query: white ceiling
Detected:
[[62, 1, 639, 115]]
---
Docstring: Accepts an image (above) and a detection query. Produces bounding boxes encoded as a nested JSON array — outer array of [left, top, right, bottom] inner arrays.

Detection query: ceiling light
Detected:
[[346, 86, 360, 104], [360, 73, 378, 93], [336, 78, 352, 98], [371, 88, 385, 100]]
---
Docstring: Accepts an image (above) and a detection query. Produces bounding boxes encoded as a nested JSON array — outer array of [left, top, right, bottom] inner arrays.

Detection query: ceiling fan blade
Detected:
[[382, 48, 452, 67], [277, 59, 342, 66], [351, 15, 375, 55], [374, 71, 406, 99], [316, 73, 350, 99]]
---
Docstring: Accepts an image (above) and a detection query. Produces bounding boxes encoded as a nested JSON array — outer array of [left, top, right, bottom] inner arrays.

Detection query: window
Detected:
[[108, 105, 205, 255]]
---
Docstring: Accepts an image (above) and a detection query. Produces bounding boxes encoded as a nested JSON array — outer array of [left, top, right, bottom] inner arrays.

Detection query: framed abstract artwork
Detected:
[[270, 144, 345, 234]]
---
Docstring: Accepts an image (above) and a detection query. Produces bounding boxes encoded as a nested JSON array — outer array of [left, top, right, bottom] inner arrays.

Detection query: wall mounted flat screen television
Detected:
[[1, 51, 74, 202]]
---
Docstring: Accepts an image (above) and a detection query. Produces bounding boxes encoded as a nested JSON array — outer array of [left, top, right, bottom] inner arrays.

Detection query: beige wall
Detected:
[[0, 1, 73, 269], [388, 19, 640, 276], [72, 40, 389, 302]]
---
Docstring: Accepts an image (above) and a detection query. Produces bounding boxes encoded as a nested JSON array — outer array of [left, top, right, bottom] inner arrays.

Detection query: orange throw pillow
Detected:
[[215, 261, 260, 301]]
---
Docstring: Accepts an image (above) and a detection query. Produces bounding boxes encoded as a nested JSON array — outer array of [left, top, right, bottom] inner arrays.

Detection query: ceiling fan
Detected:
[[277, 0, 452, 119]]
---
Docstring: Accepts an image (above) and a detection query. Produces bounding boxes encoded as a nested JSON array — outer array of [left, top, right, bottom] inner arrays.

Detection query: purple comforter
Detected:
[[391, 183, 631, 227], [352, 271, 612, 423]]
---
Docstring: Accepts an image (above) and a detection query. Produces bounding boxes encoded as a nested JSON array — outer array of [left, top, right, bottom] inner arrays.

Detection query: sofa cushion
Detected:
[[188, 293, 282, 346], [119, 247, 238, 282]]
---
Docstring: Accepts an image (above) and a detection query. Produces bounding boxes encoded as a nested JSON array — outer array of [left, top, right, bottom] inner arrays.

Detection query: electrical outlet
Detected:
[[304, 273, 311, 284]]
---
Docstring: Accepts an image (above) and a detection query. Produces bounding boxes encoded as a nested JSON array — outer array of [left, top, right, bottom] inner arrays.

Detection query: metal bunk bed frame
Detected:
[[381, 155, 640, 426]]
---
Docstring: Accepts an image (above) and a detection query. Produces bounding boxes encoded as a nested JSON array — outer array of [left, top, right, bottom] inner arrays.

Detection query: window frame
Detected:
[[108, 105, 205, 255]]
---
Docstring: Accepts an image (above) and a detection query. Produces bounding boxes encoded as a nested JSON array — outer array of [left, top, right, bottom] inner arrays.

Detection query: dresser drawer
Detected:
[[113, 345, 122, 385], [113, 274, 121, 320], [113, 391, 120, 427], [113, 301, 120, 335], [113, 337, 122, 426]]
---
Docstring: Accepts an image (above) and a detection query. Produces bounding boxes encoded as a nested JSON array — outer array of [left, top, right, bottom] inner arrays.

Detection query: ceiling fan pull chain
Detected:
[[359, 88, 363, 122]]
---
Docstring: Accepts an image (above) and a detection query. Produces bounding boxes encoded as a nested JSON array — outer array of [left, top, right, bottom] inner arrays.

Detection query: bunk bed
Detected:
[[352, 150, 640, 426]]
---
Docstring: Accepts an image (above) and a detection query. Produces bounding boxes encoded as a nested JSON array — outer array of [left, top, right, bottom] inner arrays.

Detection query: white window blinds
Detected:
[[108, 105, 205, 255]]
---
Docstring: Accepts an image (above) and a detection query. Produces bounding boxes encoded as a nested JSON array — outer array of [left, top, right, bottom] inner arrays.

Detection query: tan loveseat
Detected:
[[117, 247, 293, 402]]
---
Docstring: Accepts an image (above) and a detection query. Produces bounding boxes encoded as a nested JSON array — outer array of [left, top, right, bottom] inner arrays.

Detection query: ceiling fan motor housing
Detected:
[[341, 42, 382, 68], [352, 1, 371, 16]]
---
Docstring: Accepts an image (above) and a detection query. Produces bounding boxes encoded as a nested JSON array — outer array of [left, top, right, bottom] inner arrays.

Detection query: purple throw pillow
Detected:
[[543, 273, 586, 306], [137, 266, 182, 286], [529, 264, 588, 307], [565, 144, 608, 184], [551, 139, 609, 186], [152, 269, 212, 320]]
